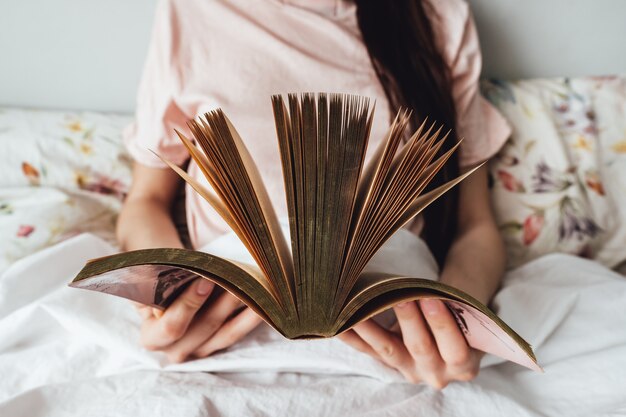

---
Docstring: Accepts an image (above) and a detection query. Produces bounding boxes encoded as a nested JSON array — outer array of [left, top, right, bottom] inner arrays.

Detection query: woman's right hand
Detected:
[[120, 163, 262, 362], [133, 278, 263, 363]]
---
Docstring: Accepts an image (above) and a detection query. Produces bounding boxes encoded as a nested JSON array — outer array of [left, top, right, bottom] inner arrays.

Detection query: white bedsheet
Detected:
[[1, 233, 626, 416]]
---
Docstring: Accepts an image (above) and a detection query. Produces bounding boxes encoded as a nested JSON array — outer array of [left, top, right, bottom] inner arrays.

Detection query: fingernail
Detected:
[[420, 299, 441, 315], [196, 279, 214, 296], [396, 301, 411, 308]]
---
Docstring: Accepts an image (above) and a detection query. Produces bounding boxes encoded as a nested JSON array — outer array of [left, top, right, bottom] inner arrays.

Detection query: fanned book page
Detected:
[[71, 93, 542, 372]]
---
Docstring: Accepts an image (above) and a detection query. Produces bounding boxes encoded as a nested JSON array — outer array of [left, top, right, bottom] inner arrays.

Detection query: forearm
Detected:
[[439, 222, 506, 305], [116, 197, 183, 251]]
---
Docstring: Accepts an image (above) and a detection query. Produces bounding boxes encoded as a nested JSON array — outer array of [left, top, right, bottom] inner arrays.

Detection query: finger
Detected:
[[420, 299, 471, 369], [337, 330, 382, 360], [352, 320, 412, 370], [393, 300, 446, 386], [393, 301, 439, 362], [140, 278, 214, 349], [193, 308, 263, 357], [163, 292, 241, 363], [445, 349, 482, 382]]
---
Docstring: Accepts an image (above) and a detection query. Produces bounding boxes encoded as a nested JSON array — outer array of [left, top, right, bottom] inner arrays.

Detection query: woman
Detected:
[[117, 0, 510, 389]]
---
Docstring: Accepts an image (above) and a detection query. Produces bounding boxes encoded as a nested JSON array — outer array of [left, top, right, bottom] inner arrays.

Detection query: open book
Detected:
[[70, 93, 541, 372]]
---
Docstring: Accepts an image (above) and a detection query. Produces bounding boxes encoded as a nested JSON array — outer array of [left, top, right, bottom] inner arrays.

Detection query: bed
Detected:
[[3, 0, 626, 414], [1, 76, 626, 416]]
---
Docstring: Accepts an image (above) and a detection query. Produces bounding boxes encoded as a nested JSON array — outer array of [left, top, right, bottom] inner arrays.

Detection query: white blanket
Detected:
[[1, 233, 626, 416]]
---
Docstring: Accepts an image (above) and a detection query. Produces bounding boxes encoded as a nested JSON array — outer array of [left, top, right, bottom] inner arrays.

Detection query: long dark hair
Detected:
[[355, 0, 460, 267]]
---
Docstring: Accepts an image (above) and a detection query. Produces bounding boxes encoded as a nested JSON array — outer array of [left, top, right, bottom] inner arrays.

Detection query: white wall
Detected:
[[0, 0, 156, 113], [0, 0, 624, 112], [469, 0, 626, 79]]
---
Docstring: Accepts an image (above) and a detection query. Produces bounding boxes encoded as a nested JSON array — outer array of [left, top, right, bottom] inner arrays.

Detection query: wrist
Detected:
[[439, 268, 498, 305]]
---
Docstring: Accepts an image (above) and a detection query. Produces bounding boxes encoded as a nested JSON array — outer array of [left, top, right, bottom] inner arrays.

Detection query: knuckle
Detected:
[[446, 349, 471, 367], [378, 343, 396, 360], [181, 294, 204, 311], [456, 368, 479, 381], [429, 319, 448, 333], [422, 371, 448, 390], [161, 319, 185, 341], [429, 377, 448, 390], [407, 340, 434, 357]]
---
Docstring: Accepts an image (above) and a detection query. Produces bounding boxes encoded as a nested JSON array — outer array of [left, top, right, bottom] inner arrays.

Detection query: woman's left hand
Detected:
[[338, 298, 482, 389]]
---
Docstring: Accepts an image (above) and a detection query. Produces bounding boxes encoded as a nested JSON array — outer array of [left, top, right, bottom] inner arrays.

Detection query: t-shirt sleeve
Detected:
[[447, 5, 511, 168], [123, 0, 190, 168]]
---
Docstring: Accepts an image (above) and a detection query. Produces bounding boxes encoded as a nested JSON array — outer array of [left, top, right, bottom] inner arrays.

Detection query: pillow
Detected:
[[482, 76, 626, 270], [0, 108, 132, 272], [0, 107, 132, 193], [0, 187, 120, 273]]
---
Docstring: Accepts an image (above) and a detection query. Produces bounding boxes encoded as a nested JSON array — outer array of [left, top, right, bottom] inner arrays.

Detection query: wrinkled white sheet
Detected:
[[1, 233, 626, 417]]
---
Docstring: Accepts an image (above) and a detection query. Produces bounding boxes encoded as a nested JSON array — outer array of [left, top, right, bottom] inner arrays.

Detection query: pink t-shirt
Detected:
[[124, 0, 512, 250]]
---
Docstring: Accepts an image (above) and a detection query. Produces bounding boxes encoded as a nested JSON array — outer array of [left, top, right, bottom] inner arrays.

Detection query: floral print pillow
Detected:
[[0, 108, 132, 192], [483, 76, 626, 270], [0, 108, 133, 272]]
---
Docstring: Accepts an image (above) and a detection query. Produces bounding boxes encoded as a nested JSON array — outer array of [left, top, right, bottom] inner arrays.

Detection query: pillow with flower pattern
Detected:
[[0, 107, 132, 193], [0, 108, 133, 272], [482, 76, 626, 270]]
